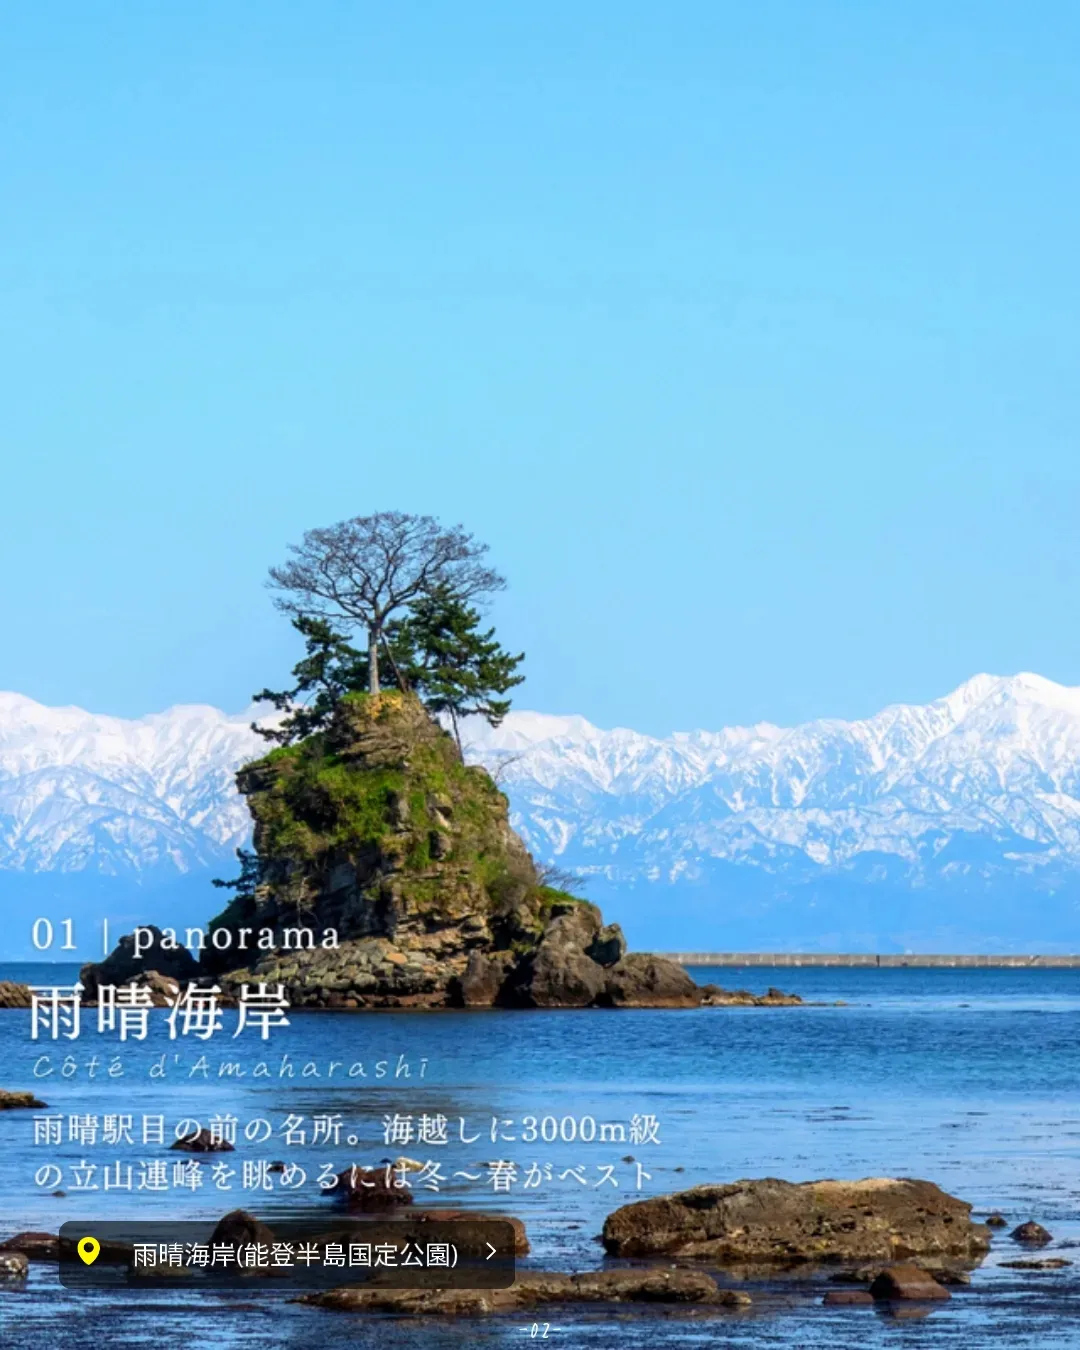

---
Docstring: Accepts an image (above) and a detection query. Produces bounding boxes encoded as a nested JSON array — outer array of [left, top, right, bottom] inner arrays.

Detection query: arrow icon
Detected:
[[485, 1242, 497, 1260]]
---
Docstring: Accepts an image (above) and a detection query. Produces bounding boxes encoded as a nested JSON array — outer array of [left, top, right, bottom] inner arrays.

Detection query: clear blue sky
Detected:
[[3, 3, 1080, 736]]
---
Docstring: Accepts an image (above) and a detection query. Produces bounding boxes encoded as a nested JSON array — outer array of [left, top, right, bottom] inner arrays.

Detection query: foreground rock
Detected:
[[0, 982, 32, 1009], [602, 1178, 990, 1266], [0, 1232, 59, 1260], [869, 1264, 950, 1301], [300, 1268, 746, 1315], [413, 1208, 529, 1256], [0, 1251, 28, 1283], [0, 1090, 47, 1110]]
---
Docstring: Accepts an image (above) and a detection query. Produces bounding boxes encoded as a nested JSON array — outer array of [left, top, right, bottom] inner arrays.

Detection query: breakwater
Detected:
[[670, 952, 1080, 967]]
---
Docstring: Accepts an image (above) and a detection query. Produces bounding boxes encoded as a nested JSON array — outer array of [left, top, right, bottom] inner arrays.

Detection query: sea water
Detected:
[[0, 965, 1077, 1348]]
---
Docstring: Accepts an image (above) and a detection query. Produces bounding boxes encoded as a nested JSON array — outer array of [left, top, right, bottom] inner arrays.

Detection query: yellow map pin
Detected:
[[77, 1237, 100, 1266]]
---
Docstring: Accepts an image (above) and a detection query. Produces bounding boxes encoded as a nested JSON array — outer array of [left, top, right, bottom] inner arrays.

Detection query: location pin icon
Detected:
[[77, 1237, 100, 1266]]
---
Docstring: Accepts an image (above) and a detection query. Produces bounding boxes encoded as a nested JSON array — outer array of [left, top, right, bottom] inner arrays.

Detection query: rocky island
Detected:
[[75, 513, 805, 1012], [82, 691, 727, 1010]]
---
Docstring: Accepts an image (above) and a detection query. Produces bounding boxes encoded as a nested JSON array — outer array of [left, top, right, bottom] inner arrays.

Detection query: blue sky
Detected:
[[3, 3, 1080, 736]]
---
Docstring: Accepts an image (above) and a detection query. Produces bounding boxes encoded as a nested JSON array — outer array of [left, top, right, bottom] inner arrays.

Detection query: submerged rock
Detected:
[[300, 1268, 743, 1314], [1000, 1257, 1071, 1270], [869, 1264, 950, 1301], [325, 1164, 415, 1213], [170, 1128, 235, 1154], [822, 1289, 875, 1306], [602, 1178, 991, 1265], [413, 1208, 529, 1255]]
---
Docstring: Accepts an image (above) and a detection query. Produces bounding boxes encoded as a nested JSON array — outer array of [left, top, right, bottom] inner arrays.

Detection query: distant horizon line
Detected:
[[3, 952, 1080, 970]]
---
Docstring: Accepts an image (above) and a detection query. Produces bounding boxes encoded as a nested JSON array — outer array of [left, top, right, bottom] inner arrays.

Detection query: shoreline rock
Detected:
[[0, 982, 32, 1010], [80, 932, 200, 1004], [299, 1268, 747, 1315], [698, 983, 804, 1007], [602, 1178, 991, 1266], [0, 1090, 48, 1110]]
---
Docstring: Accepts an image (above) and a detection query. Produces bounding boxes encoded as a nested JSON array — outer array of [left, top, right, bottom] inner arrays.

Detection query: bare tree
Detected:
[[535, 860, 588, 895], [267, 511, 504, 694]]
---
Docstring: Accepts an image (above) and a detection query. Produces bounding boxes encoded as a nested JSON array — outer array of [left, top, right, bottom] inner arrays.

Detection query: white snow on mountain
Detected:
[[0, 693, 267, 877], [462, 673, 1080, 890], [4, 673, 1080, 902]]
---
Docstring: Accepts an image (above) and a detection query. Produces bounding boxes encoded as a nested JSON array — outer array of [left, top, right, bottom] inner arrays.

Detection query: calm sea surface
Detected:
[[1, 964, 1078, 1348]]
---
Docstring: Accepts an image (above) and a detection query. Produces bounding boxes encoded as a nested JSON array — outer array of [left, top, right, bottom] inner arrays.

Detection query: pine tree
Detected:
[[394, 586, 524, 753], [251, 616, 369, 745]]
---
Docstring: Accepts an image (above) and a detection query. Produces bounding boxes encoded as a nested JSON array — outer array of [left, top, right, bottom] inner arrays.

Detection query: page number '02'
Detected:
[[529, 1326, 551, 1339]]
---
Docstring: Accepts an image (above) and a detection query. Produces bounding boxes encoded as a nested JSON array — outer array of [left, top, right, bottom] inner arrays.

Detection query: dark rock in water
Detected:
[[1000, 1257, 1071, 1270], [985, 1212, 1007, 1228], [0, 1232, 59, 1261], [1011, 1221, 1053, 1246], [170, 1128, 235, 1153], [211, 1210, 275, 1247], [932, 1268, 971, 1285], [0, 981, 32, 1009], [823, 1289, 875, 1306], [412, 1208, 529, 1255], [696, 982, 804, 1007], [300, 1268, 739, 1314], [80, 928, 200, 1002], [0, 1090, 47, 1110], [601, 953, 701, 1008], [602, 1178, 991, 1264], [869, 1264, 950, 1301], [0, 1251, 29, 1282], [326, 1164, 414, 1213]]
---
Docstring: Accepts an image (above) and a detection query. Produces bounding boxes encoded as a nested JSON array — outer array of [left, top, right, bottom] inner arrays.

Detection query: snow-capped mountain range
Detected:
[[2, 674, 1080, 954]]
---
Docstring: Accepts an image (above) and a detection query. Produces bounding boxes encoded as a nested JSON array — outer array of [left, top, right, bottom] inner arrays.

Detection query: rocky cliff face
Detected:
[[199, 692, 699, 1009]]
